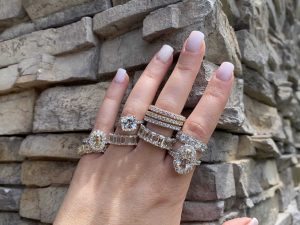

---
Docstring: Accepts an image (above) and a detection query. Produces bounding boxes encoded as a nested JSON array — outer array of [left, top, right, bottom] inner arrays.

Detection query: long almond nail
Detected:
[[185, 31, 205, 53], [157, 44, 174, 63], [247, 218, 259, 225], [114, 68, 127, 83], [216, 62, 234, 81]]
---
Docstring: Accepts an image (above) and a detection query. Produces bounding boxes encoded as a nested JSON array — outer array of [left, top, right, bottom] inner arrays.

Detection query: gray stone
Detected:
[[93, 0, 180, 38], [200, 131, 239, 162], [0, 212, 43, 225], [0, 163, 21, 184], [0, 64, 19, 93], [0, 137, 24, 162], [112, 0, 130, 6], [33, 82, 109, 132], [0, 0, 26, 28], [251, 137, 281, 159], [16, 48, 98, 88], [0, 187, 22, 211], [142, 0, 242, 74], [221, 0, 240, 26], [20, 189, 40, 220], [186, 163, 235, 201], [274, 213, 292, 225], [98, 1, 242, 76], [232, 159, 262, 197], [255, 160, 280, 189], [181, 201, 224, 222], [21, 161, 76, 186], [0, 90, 36, 135], [33, 0, 111, 30], [236, 30, 268, 75], [292, 164, 300, 186], [248, 194, 279, 225], [0, 22, 35, 42], [142, 5, 181, 41], [286, 200, 300, 224], [186, 60, 218, 108], [19, 133, 85, 159], [283, 119, 295, 144], [22, 0, 94, 20], [278, 168, 297, 211], [244, 95, 285, 140], [217, 79, 254, 134], [20, 187, 67, 223], [38, 187, 68, 223], [276, 154, 298, 172], [0, 17, 96, 68], [243, 66, 276, 106]]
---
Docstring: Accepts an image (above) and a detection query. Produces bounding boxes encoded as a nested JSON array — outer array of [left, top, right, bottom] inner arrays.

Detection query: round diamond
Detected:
[[88, 130, 107, 152], [121, 116, 138, 131]]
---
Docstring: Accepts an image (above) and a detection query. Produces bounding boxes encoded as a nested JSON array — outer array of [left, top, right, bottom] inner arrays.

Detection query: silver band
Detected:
[[145, 111, 184, 126], [144, 115, 182, 131], [137, 124, 176, 150], [108, 133, 138, 145], [149, 105, 186, 122], [176, 131, 207, 152]]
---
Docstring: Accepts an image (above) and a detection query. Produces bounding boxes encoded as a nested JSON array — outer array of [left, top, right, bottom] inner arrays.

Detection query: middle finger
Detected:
[[135, 31, 205, 161]]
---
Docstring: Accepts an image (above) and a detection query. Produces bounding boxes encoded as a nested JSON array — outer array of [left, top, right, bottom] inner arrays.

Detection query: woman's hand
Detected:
[[53, 31, 258, 225]]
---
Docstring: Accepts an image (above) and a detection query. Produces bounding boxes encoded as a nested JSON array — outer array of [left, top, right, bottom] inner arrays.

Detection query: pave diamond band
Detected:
[[145, 111, 184, 126], [137, 124, 176, 150], [149, 105, 186, 122], [176, 131, 207, 152], [144, 116, 182, 131], [120, 115, 144, 132]]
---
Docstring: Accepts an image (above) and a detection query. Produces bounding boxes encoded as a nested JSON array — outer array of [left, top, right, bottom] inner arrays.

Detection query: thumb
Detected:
[[222, 217, 259, 225]]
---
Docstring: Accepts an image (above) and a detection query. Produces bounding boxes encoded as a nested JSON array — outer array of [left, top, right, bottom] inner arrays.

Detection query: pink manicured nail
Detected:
[[216, 62, 234, 81], [185, 31, 205, 52], [247, 218, 259, 225], [114, 68, 127, 83], [157, 44, 174, 63]]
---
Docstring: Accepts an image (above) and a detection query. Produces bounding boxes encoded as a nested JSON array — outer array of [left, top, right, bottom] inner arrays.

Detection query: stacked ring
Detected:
[[119, 115, 144, 132], [144, 105, 186, 131]]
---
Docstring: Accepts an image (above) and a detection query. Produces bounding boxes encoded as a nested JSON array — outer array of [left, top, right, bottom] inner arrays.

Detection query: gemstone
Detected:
[[88, 130, 107, 152], [172, 145, 198, 174], [121, 115, 138, 131]]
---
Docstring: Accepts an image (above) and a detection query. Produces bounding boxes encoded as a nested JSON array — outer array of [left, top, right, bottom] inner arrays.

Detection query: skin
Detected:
[[53, 31, 253, 225]]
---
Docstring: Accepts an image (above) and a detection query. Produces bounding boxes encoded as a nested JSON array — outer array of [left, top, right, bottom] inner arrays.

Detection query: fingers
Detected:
[[138, 31, 205, 160], [183, 62, 235, 144], [104, 44, 174, 156], [222, 217, 258, 225], [121, 44, 174, 122]]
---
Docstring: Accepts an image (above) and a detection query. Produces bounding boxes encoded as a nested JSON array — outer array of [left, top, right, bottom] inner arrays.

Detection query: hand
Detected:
[[53, 31, 258, 225]]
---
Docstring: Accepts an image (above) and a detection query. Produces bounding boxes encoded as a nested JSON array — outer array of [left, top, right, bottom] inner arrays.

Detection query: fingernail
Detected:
[[216, 62, 234, 81], [157, 44, 174, 63], [247, 218, 259, 225], [185, 31, 205, 52], [114, 68, 127, 83]]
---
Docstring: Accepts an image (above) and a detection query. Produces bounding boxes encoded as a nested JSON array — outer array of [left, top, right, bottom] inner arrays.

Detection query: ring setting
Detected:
[[120, 115, 143, 132]]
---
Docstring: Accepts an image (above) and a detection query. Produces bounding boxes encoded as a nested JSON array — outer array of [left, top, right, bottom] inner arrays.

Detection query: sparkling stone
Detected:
[[172, 145, 199, 174], [88, 130, 107, 152], [121, 115, 138, 131]]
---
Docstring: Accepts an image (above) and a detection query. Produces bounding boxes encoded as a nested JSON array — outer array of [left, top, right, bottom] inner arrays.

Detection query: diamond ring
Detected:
[[168, 131, 207, 174], [120, 115, 144, 132], [78, 130, 108, 155]]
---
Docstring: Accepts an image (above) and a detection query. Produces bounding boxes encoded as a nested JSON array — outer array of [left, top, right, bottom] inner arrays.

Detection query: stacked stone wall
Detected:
[[0, 0, 300, 224]]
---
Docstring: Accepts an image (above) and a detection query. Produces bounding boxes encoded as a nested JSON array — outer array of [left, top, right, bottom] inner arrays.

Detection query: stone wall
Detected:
[[0, 0, 299, 224]]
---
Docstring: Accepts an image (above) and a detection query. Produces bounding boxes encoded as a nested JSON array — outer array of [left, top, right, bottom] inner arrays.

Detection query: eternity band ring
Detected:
[[176, 130, 208, 152], [137, 124, 176, 150]]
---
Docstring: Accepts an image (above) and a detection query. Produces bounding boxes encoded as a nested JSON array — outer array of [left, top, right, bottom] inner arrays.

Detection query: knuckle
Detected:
[[184, 120, 209, 141], [176, 62, 196, 74], [156, 98, 178, 113], [205, 86, 227, 102]]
